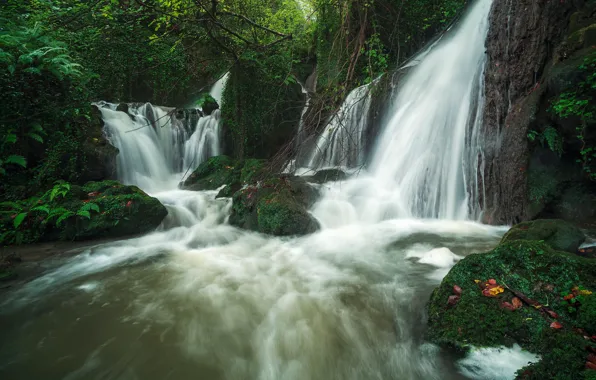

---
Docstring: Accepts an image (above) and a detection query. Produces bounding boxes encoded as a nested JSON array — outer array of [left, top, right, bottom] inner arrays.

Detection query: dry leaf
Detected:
[[550, 321, 563, 329], [512, 297, 523, 310], [448, 295, 460, 306], [453, 285, 462, 295]]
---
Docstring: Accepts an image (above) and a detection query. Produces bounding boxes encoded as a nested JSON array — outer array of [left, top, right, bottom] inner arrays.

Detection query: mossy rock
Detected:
[[201, 95, 219, 116], [427, 240, 596, 379], [0, 180, 167, 245], [180, 155, 241, 191], [229, 176, 319, 236], [501, 219, 585, 253], [305, 168, 349, 184], [61, 181, 168, 240], [183, 156, 268, 196]]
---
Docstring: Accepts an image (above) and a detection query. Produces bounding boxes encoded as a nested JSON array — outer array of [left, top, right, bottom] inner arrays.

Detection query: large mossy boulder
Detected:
[[229, 176, 320, 236], [501, 219, 585, 253], [427, 236, 596, 379], [0, 180, 167, 245], [180, 155, 320, 237], [64, 180, 168, 240]]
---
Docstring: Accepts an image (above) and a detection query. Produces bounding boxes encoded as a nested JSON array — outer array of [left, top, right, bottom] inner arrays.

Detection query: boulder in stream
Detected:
[[427, 220, 596, 380], [0, 180, 168, 245], [229, 175, 320, 236]]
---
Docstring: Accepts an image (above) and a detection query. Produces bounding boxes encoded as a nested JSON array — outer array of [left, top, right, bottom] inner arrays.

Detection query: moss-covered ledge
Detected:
[[0, 180, 168, 245], [427, 220, 596, 379]]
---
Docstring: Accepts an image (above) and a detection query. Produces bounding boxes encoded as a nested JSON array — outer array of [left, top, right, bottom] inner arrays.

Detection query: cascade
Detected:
[[312, 0, 493, 225], [301, 83, 373, 170], [95, 74, 227, 192]]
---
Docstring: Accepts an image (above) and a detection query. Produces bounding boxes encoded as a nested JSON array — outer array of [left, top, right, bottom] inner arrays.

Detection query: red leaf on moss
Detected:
[[512, 297, 523, 310], [447, 295, 460, 306], [126, 200, 132, 208], [545, 309, 560, 319], [586, 361, 596, 371], [564, 294, 575, 301], [501, 301, 516, 311], [453, 285, 462, 295], [488, 279, 497, 285], [550, 321, 563, 329]]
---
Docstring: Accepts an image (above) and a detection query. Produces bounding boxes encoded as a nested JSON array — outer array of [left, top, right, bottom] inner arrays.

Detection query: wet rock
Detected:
[[181, 156, 268, 193], [229, 175, 320, 236], [0, 180, 168, 244], [201, 95, 219, 116], [480, 0, 576, 224], [501, 219, 585, 254], [305, 168, 349, 184], [427, 238, 596, 380], [180, 155, 241, 191]]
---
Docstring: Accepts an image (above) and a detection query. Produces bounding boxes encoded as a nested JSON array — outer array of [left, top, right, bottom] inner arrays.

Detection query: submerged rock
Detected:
[[500, 219, 585, 254], [427, 221, 596, 380]]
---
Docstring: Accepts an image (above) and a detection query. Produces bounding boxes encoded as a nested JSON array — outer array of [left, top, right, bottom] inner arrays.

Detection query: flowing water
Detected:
[[0, 1, 536, 379]]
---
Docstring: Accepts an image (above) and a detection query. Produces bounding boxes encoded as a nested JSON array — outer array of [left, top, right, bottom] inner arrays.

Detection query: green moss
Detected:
[[0, 180, 167, 244], [256, 190, 319, 236], [501, 219, 585, 253], [229, 176, 320, 236], [240, 159, 267, 184], [181, 155, 241, 191], [427, 239, 596, 380]]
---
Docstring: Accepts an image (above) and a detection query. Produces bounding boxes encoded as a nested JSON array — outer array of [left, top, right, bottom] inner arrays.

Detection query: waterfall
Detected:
[[302, 83, 373, 170], [210, 72, 230, 106], [96, 104, 221, 192], [312, 0, 493, 225]]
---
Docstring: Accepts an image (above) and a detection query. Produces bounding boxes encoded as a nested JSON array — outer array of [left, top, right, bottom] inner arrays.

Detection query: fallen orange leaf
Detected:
[[550, 321, 563, 329], [512, 297, 523, 309]]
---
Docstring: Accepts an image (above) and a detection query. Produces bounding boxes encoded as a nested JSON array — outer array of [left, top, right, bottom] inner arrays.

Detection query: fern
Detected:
[[55, 211, 74, 226], [31, 205, 51, 214], [79, 202, 100, 213], [76, 210, 91, 219], [542, 127, 564, 157], [2, 155, 27, 168]]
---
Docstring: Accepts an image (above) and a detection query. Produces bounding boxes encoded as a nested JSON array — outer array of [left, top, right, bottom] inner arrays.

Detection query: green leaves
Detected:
[[13, 213, 27, 228], [2, 155, 27, 168], [49, 181, 71, 201]]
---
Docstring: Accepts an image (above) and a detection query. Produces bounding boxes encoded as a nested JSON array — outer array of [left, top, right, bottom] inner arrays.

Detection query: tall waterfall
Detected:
[[313, 0, 493, 225]]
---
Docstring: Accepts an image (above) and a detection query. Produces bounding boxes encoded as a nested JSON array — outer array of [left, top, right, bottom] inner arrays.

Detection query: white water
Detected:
[[210, 72, 230, 106], [305, 0, 492, 223], [0, 2, 532, 380], [303, 83, 373, 169]]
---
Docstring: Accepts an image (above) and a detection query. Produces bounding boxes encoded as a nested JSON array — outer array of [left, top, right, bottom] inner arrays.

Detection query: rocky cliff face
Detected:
[[481, 0, 595, 225]]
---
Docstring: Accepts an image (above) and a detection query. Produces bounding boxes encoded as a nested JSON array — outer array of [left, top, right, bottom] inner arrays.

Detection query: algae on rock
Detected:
[[500, 219, 585, 253]]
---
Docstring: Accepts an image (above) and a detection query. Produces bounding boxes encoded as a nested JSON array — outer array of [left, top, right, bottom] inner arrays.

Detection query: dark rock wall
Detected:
[[480, 0, 578, 224]]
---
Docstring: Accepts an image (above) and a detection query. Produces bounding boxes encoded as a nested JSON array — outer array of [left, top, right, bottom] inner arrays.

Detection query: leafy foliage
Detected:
[[551, 52, 596, 179], [527, 126, 564, 157], [0, 181, 100, 245]]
